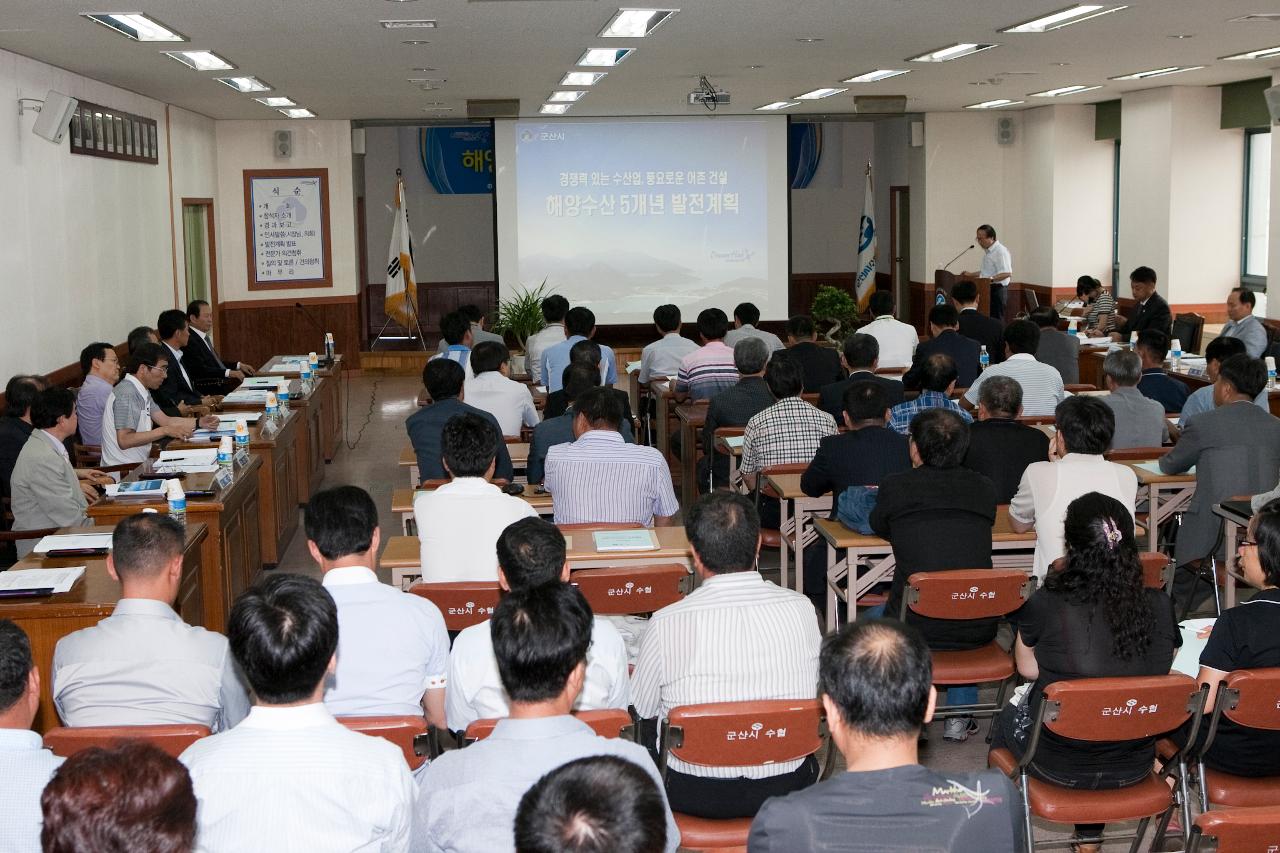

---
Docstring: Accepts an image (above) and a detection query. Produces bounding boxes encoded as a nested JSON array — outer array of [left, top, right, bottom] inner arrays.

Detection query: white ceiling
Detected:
[[2, 0, 1279, 120]]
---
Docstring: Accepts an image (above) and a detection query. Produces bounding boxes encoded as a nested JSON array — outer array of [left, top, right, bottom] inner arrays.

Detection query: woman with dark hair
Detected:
[[991, 491, 1178, 853], [1076, 276, 1115, 336]]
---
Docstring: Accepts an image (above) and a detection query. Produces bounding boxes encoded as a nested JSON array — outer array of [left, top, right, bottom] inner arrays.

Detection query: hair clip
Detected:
[[1102, 517, 1123, 550]]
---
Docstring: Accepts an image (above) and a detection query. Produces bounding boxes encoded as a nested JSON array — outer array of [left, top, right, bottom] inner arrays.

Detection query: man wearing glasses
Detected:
[[101, 342, 215, 467]]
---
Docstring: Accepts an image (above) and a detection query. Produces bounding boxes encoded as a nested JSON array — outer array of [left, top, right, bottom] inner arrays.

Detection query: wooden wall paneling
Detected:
[[219, 296, 360, 370]]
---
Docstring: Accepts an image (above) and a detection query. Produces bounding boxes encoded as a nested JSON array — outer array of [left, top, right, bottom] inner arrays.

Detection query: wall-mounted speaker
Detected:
[[910, 120, 924, 148], [351, 127, 366, 155], [1266, 85, 1280, 124], [31, 91, 79, 144], [996, 117, 1016, 145], [274, 129, 293, 158]]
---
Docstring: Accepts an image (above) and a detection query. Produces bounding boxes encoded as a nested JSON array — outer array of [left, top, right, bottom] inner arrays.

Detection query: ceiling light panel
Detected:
[[1221, 45, 1280, 60], [215, 76, 271, 93], [548, 91, 586, 102], [795, 87, 848, 99], [965, 98, 1023, 109], [1028, 84, 1101, 97], [907, 43, 998, 62], [843, 69, 911, 83], [561, 71, 607, 86], [380, 19, 436, 28], [254, 96, 296, 107], [1108, 65, 1204, 80], [599, 8, 678, 38], [755, 101, 799, 111], [1001, 4, 1128, 33], [540, 103, 571, 114], [163, 50, 235, 71], [82, 13, 186, 41], [577, 47, 635, 66], [279, 108, 315, 118]]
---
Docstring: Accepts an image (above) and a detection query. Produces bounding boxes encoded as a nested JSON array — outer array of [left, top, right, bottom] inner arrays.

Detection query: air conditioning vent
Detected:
[[467, 99, 521, 119]]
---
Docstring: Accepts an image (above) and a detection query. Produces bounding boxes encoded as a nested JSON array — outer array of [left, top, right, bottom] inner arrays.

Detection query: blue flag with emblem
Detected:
[[854, 164, 877, 312]]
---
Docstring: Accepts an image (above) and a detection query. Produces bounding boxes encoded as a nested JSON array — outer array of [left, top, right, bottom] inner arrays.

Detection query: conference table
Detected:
[[391, 483, 554, 535], [399, 442, 531, 488], [2, 523, 207, 732], [1125, 460, 1197, 553], [257, 353, 345, 464], [218, 377, 328, 497], [764, 472, 833, 594]]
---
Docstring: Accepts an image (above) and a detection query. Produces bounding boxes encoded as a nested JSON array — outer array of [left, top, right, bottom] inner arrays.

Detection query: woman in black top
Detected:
[[991, 492, 1178, 852]]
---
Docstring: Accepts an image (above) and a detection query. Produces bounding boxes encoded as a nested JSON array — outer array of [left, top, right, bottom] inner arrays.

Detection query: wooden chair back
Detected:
[[464, 708, 635, 744], [72, 443, 102, 468], [571, 564, 686, 615], [1217, 669, 1280, 731], [662, 699, 825, 771], [336, 715, 432, 770], [902, 569, 1031, 621], [1040, 675, 1202, 742], [1140, 552, 1173, 592], [1190, 806, 1280, 852], [43, 724, 210, 759], [408, 582, 502, 630]]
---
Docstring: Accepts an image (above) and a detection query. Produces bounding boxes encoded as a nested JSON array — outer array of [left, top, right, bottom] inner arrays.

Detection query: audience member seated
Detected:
[[52, 514, 249, 730], [101, 343, 210, 468], [516, 756, 669, 853], [0, 375, 46, 500], [0, 620, 63, 853], [406, 359, 514, 483], [903, 303, 980, 391], [543, 340, 633, 422], [952, 279, 1004, 364], [309, 486, 448, 727], [991, 493, 1178, 853], [723, 302, 784, 352], [1110, 266, 1172, 341], [75, 342, 120, 448], [529, 363, 634, 485], [639, 304, 697, 384], [446, 517, 630, 731], [183, 299, 255, 396], [818, 333, 904, 421], [962, 376, 1050, 504], [416, 583, 678, 853], [465, 340, 539, 437], [1101, 349, 1170, 448], [1161, 355, 1280, 604], [674, 308, 738, 401], [1029, 306, 1080, 385], [154, 309, 216, 416], [415, 413, 537, 581], [887, 354, 971, 435], [437, 303, 504, 354], [10, 388, 91, 556], [1221, 286, 1268, 358], [748, 620, 1025, 852], [870, 408, 998, 742], [544, 387, 677, 527], [963, 320, 1065, 417], [1010, 396, 1137, 579], [40, 741, 195, 853], [632, 493, 822, 819], [1135, 329, 1189, 413], [542, 307, 617, 394], [700, 338, 774, 490], [180, 574, 414, 851], [526, 295, 570, 385], [1077, 275, 1116, 336], [431, 311, 475, 380], [126, 325, 159, 355], [1179, 336, 1267, 428], [785, 314, 843, 392], [859, 290, 917, 369]]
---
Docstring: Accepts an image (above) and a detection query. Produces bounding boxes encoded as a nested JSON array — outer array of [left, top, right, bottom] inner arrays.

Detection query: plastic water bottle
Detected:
[[979, 345, 990, 372], [276, 380, 291, 409], [234, 418, 250, 453], [1170, 338, 1182, 371], [300, 361, 314, 395], [1129, 331, 1138, 351], [265, 391, 279, 421], [1268, 356, 1277, 391], [217, 436, 233, 470], [308, 351, 319, 370], [1067, 317, 1079, 338], [324, 332, 335, 363], [166, 479, 187, 528]]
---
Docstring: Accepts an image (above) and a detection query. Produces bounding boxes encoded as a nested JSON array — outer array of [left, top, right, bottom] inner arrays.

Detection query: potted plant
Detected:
[[492, 280, 552, 373], [810, 285, 859, 345]]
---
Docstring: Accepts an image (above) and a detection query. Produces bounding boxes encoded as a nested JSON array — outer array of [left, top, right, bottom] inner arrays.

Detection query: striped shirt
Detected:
[[887, 391, 973, 435], [632, 571, 822, 778], [1083, 291, 1116, 333], [964, 353, 1066, 416], [740, 397, 837, 475], [675, 341, 738, 401], [544, 430, 679, 525], [430, 345, 474, 381]]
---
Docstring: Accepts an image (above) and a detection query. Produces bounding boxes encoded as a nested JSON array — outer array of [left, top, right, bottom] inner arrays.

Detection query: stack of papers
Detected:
[[240, 376, 286, 389], [222, 389, 274, 404], [154, 449, 219, 474], [1080, 336, 1113, 346], [0, 567, 84, 595], [215, 412, 260, 424], [33, 533, 113, 554], [191, 428, 236, 441], [626, 361, 642, 374], [593, 530, 658, 552], [105, 479, 168, 498]]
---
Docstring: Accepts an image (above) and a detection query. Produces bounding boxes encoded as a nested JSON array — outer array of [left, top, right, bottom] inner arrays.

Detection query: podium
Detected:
[[913, 271, 991, 331]]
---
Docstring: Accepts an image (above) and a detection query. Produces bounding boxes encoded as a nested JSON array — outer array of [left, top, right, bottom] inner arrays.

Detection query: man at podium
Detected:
[[962, 224, 1012, 320]]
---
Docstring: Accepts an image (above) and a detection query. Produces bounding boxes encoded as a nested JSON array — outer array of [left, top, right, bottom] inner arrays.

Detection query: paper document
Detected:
[[722, 435, 745, 449], [222, 390, 273, 403], [626, 361, 642, 374], [191, 429, 236, 441], [1172, 618, 1216, 676], [240, 377, 285, 388], [1081, 336, 1113, 346], [0, 567, 85, 594], [1134, 461, 1194, 476], [215, 412, 261, 424], [593, 530, 658, 552], [33, 533, 113, 554], [105, 479, 168, 498]]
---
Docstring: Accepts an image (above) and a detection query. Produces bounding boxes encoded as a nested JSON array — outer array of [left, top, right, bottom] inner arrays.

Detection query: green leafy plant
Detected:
[[492, 280, 552, 352], [810, 285, 859, 344]]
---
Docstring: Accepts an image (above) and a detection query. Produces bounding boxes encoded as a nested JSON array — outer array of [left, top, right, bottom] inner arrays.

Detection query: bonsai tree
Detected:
[[810, 285, 859, 345], [492, 280, 551, 353]]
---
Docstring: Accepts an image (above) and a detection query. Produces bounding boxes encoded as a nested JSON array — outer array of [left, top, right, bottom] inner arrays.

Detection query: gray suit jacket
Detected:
[[10, 432, 89, 557], [1035, 328, 1080, 385], [1161, 401, 1280, 561]]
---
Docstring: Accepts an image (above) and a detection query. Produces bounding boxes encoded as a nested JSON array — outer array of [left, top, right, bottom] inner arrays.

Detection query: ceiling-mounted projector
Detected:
[[688, 89, 730, 106]]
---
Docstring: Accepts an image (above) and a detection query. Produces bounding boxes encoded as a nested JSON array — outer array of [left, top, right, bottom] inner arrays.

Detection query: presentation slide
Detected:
[[495, 116, 790, 326]]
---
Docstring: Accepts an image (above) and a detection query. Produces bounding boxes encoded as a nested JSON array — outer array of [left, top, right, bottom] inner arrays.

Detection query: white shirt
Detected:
[[52, 598, 249, 732], [445, 615, 631, 731], [413, 479, 538, 582], [165, 342, 196, 394], [100, 374, 153, 466], [859, 315, 919, 369], [0, 729, 63, 853], [639, 333, 699, 384], [322, 566, 450, 717], [724, 323, 785, 352], [463, 371, 539, 437], [632, 571, 821, 778], [980, 240, 1013, 286], [1009, 453, 1139, 578], [964, 353, 1066, 415], [525, 324, 566, 384], [180, 702, 414, 853]]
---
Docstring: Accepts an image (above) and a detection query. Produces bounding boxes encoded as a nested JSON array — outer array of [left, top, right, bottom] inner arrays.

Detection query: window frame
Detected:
[[1241, 127, 1270, 291]]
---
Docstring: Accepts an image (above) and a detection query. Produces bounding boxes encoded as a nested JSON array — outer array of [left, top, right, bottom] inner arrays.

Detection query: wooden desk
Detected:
[[219, 381, 327, 498], [87, 457, 263, 633], [1215, 501, 1253, 608], [4, 523, 207, 732], [400, 442, 530, 488], [652, 381, 675, 461], [1126, 460, 1196, 553], [1168, 366, 1280, 417], [391, 483, 553, 535], [674, 403, 708, 509], [712, 434, 745, 494], [1078, 345, 1111, 389], [258, 355, 345, 461], [764, 472, 832, 594]]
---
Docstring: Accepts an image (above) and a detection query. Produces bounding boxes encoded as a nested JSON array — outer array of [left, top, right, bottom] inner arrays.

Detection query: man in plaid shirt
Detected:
[[887, 354, 972, 436]]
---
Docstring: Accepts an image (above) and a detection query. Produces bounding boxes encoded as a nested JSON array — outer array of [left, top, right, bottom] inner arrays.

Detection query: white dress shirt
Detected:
[[463, 371, 539, 437], [639, 332, 699, 384], [1009, 453, 1139, 578], [964, 353, 1066, 415], [52, 598, 249, 732], [322, 566, 450, 717], [525, 324, 566, 384], [413, 478, 538, 582], [0, 729, 63, 853], [859, 315, 919, 369], [180, 702, 414, 853], [980, 240, 1013, 286], [724, 324, 786, 353], [445, 615, 630, 731], [165, 342, 196, 394]]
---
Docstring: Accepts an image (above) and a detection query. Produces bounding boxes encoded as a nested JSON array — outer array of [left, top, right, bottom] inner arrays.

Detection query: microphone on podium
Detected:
[[942, 244, 976, 271]]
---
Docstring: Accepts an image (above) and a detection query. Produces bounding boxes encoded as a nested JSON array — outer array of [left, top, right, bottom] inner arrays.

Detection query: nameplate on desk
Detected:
[[260, 419, 279, 439], [234, 449, 251, 469], [214, 469, 235, 490], [592, 530, 658, 552]]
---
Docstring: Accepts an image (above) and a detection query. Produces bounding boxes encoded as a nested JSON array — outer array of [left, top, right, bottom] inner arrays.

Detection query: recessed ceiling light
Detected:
[[380, 19, 436, 28], [755, 101, 799, 111], [1028, 84, 1102, 97], [746, 65, 764, 70], [843, 69, 911, 83], [215, 76, 271, 93], [411, 67, 438, 72], [82, 13, 186, 41], [548, 91, 586, 102], [1109, 65, 1204, 80], [577, 47, 634, 66], [163, 50, 235, 71], [279, 108, 315, 118], [401, 40, 429, 45], [422, 106, 454, 112], [540, 103, 571, 114], [1001, 5, 1128, 33], [599, 9, 678, 38], [965, 98, 1023, 109], [1167, 34, 1194, 39], [907, 43, 998, 62], [562, 71, 607, 86], [794, 87, 848, 99], [795, 37, 823, 43], [1221, 45, 1280, 60], [1052, 62, 1072, 66], [254, 96, 296, 107]]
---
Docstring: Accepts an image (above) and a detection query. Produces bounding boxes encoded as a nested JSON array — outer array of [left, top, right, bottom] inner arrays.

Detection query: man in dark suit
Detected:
[[406, 359, 513, 484], [1029, 306, 1079, 385], [699, 337, 774, 491], [818, 333, 904, 421], [962, 375, 1049, 503], [785, 315, 843, 392], [183, 300, 256, 395], [154, 309, 218, 417], [903, 304, 980, 391], [529, 362, 633, 484], [1111, 266, 1172, 341], [542, 340, 633, 424], [952, 279, 1004, 365], [0, 375, 46, 501], [1135, 330, 1190, 413]]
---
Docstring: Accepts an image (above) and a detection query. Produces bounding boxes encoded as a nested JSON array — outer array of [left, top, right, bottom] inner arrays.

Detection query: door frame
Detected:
[[180, 197, 220, 322], [889, 185, 909, 314]]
